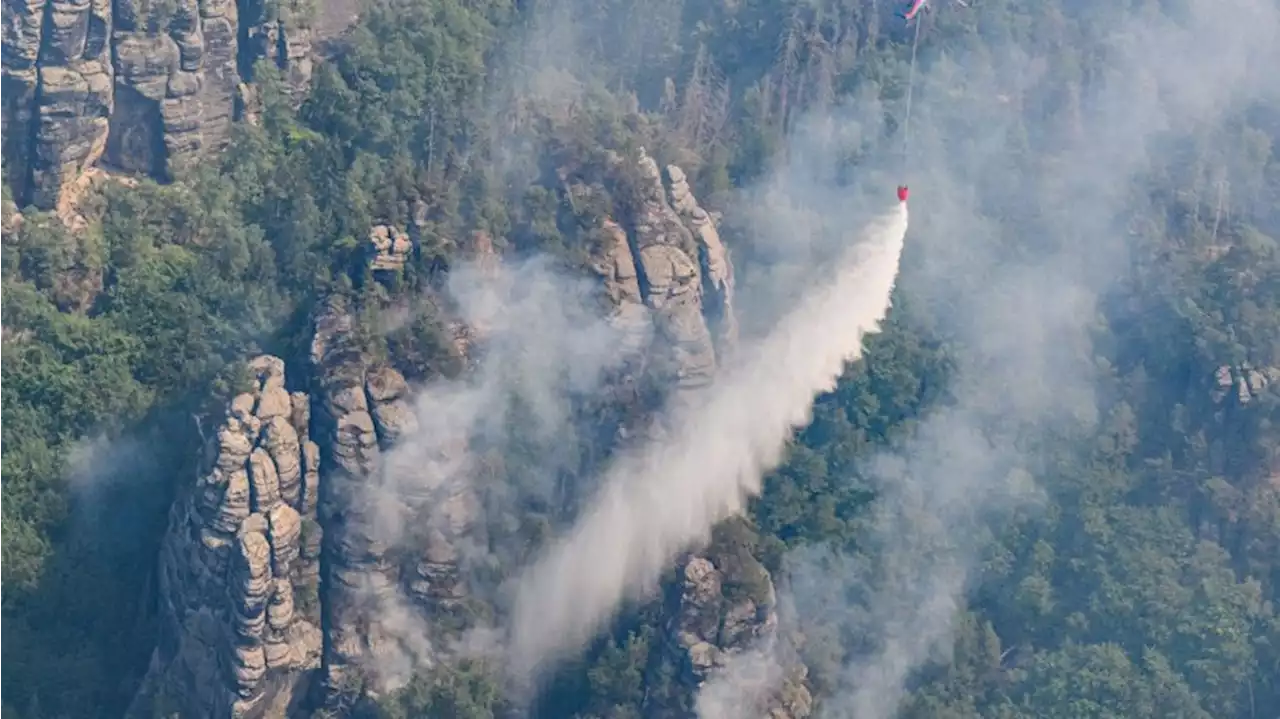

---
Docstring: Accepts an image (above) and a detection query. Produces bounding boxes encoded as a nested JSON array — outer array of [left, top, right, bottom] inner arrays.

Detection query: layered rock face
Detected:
[[629, 148, 719, 401], [302, 151, 785, 712], [367, 224, 413, 272], [309, 295, 480, 698], [671, 556, 778, 682], [131, 355, 323, 718], [669, 555, 813, 719], [586, 151, 809, 716], [309, 295, 406, 695], [665, 162, 737, 358], [587, 148, 736, 408], [134, 149, 798, 715], [1212, 363, 1279, 405], [1, 0, 322, 210], [134, 297, 480, 715]]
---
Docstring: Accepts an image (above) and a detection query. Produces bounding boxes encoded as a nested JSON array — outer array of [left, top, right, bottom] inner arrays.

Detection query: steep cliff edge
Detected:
[[309, 293, 482, 701], [133, 149, 802, 716], [1, 0, 333, 211], [130, 355, 323, 717], [588, 150, 810, 716], [586, 147, 735, 408]]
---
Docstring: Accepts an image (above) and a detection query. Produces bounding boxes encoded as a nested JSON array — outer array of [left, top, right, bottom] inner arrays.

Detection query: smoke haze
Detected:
[[694, 0, 1280, 717], [344, 0, 1280, 712], [348, 256, 636, 687], [506, 200, 908, 686]]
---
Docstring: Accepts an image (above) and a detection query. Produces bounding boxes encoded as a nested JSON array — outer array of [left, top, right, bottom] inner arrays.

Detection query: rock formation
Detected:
[[1212, 363, 1278, 405], [630, 147, 719, 400], [132, 264, 487, 714], [126, 150, 798, 714], [581, 149, 807, 715], [368, 224, 413, 272], [308, 295, 400, 695], [309, 295, 480, 698], [668, 553, 812, 719], [666, 162, 737, 356], [671, 555, 777, 681], [583, 148, 736, 414], [240, 0, 315, 99], [1, 0, 326, 211], [589, 216, 654, 358], [129, 354, 323, 718]]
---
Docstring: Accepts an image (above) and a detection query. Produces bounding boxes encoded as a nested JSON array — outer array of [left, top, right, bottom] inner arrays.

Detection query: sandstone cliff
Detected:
[[586, 150, 809, 716], [133, 149, 802, 717], [1212, 362, 1279, 405], [672, 553, 813, 719], [586, 147, 735, 408], [1, 0, 328, 211], [130, 355, 323, 717], [308, 293, 482, 700]]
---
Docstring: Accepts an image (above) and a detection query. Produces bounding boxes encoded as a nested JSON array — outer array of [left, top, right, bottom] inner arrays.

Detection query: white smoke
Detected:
[[506, 201, 909, 685], [694, 636, 793, 719], [349, 255, 636, 685], [703, 0, 1280, 717]]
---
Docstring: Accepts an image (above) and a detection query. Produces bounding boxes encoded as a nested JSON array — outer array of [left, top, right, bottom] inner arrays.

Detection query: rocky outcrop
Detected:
[[308, 295, 394, 694], [2, 0, 327, 210], [631, 147, 719, 399], [1212, 363, 1278, 405], [241, 0, 315, 93], [579, 150, 805, 716], [583, 148, 736, 412], [309, 295, 481, 698], [589, 217, 654, 358], [2, 0, 113, 210], [671, 556, 776, 680], [368, 224, 413, 272], [630, 153, 806, 715], [130, 354, 322, 718], [124, 148, 779, 713], [106, 0, 243, 180], [135, 237, 485, 712], [666, 163, 737, 356], [669, 552, 812, 719]]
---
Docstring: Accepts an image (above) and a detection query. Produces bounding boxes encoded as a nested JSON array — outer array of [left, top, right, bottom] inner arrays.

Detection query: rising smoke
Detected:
[[699, 0, 1280, 717], [349, 256, 638, 688], [505, 197, 909, 686], [350, 0, 1280, 712], [351, 34, 913, 699]]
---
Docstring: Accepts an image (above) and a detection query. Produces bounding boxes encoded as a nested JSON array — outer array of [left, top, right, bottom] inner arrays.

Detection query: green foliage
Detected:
[[707, 517, 775, 606], [376, 660, 507, 719], [5, 1, 1280, 719], [993, 644, 1212, 719], [1, 114, 315, 719]]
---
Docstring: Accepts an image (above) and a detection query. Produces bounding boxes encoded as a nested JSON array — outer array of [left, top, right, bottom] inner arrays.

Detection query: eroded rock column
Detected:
[[310, 291, 485, 698], [2, 0, 114, 209], [131, 354, 322, 718]]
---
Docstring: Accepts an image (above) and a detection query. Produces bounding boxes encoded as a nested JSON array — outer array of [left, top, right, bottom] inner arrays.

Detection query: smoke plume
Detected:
[[348, 256, 635, 687], [506, 200, 909, 686], [694, 0, 1280, 717]]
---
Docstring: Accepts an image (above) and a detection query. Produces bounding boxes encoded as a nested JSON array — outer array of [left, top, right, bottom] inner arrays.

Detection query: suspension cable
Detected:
[[901, 17, 923, 176]]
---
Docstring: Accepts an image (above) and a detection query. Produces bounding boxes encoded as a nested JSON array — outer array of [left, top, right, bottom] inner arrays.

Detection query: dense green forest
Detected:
[[3, 0, 1279, 717]]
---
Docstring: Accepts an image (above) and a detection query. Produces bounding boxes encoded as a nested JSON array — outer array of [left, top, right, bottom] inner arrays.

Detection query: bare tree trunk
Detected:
[[426, 110, 437, 179], [1211, 178, 1228, 244], [776, 8, 803, 133]]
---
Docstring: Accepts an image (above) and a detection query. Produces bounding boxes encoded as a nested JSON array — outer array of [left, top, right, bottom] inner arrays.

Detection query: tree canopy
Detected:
[[3, 1, 1278, 718]]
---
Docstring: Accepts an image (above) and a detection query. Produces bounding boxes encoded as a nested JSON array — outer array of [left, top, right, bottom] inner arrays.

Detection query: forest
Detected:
[[2, 0, 1279, 717]]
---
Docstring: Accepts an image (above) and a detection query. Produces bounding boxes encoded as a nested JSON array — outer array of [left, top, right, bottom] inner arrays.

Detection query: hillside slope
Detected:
[[3, 1, 1280, 718], [1, 0, 346, 213]]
